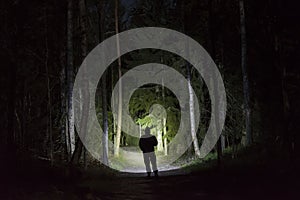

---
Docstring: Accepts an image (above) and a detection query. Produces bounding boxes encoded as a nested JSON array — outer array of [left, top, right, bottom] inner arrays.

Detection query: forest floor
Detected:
[[109, 146, 182, 173], [1, 146, 299, 200]]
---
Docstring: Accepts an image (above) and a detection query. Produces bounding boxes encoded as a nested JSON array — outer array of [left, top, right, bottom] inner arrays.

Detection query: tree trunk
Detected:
[[98, 0, 109, 166], [101, 70, 109, 166], [157, 124, 164, 152], [162, 78, 168, 155], [67, 0, 75, 158], [180, 0, 201, 157], [239, 0, 252, 145], [114, 0, 122, 157], [187, 66, 201, 157], [156, 85, 164, 153], [164, 137, 168, 156], [208, 0, 223, 166], [221, 135, 226, 151], [44, 6, 54, 166], [60, 54, 69, 161], [71, 0, 89, 165]]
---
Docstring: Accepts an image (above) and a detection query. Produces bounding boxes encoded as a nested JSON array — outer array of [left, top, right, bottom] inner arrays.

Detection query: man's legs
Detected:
[[143, 153, 151, 176], [149, 152, 158, 177]]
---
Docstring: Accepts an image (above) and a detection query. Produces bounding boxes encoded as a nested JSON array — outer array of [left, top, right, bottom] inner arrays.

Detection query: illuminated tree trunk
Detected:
[[187, 65, 201, 157], [71, 0, 89, 165], [163, 118, 168, 155], [66, 0, 75, 158], [139, 124, 142, 137], [164, 138, 168, 156], [239, 0, 252, 145], [98, 0, 109, 165], [114, 0, 122, 157], [162, 78, 168, 155], [102, 74, 109, 164], [180, 1, 200, 157], [157, 123, 164, 152], [155, 84, 163, 153]]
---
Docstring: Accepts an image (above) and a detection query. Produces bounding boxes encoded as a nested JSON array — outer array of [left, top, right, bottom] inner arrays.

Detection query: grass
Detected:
[[182, 145, 273, 173]]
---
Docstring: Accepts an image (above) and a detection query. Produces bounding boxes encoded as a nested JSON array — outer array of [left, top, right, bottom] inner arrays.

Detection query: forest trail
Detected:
[[71, 168, 296, 200], [3, 159, 298, 200], [114, 146, 182, 173], [77, 170, 225, 200]]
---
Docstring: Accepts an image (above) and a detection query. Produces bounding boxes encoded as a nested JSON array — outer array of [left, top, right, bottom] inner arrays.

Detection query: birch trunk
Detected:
[[162, 77, 168, 155], [157, 124, 164, 152], [164, 137, 168, 156], [67, 0, 75, 157], [187, 66, 201, 157], [114, 0, 122, 157], [180, 1, 201, 157]]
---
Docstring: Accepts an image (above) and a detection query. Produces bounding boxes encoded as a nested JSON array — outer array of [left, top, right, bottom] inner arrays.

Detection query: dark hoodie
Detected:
[[139, 135, 158, 153]]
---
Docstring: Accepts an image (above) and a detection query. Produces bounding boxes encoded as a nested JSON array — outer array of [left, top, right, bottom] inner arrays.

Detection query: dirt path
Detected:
[[2, 160, 298, 200], [77, 170, 220, 200], [72, 168, 297, 200]]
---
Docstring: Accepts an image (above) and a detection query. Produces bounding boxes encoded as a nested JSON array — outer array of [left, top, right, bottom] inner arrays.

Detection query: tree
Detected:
[[44, 4, 54, 166], [66, 0, 75, 159], [98, 0, 109, 165], [239, 0, 252, 145], [187, 64, 201, 157], [208, 0, 223, 166], [155, 86, 164, 153], [71, 0, 89, 166], [162, 80, 168, 155], [180, 0, 201, 157], [114, 0, 123, 157]]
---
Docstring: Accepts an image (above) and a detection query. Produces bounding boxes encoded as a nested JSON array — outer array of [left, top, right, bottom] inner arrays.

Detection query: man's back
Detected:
[[139, 135, 158, 153]]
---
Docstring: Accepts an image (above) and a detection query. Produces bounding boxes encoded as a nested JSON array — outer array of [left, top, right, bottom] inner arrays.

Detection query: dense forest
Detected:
[[1, 0, 299, 199]]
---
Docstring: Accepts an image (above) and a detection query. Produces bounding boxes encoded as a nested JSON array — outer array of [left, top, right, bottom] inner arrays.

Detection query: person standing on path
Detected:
[[139, 127, 158, 177]]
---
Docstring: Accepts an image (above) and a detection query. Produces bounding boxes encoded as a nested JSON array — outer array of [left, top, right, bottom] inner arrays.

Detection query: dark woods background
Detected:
[[0, 0, 300, 198]]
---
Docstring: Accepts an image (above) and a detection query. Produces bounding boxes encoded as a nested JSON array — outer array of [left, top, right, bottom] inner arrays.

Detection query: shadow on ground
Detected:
[[1, 152, 299, 200]]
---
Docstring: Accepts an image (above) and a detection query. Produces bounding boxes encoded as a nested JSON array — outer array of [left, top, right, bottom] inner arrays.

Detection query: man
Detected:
[[139, 127, 158, 177]]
